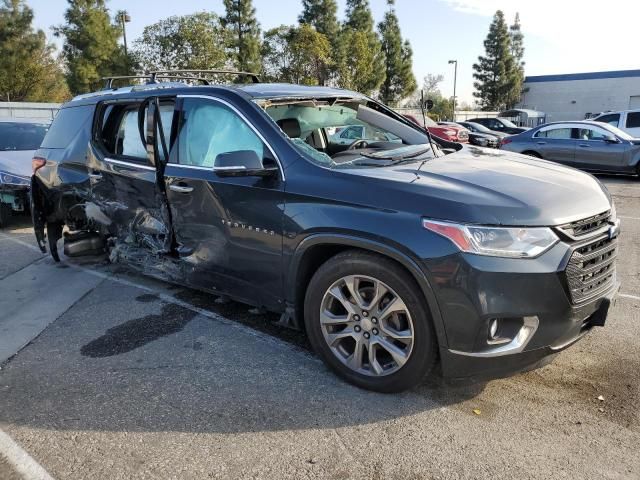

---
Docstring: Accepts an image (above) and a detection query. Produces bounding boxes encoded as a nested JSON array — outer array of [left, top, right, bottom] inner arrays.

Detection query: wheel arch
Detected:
[[521, 150, 542, 158], [286, 234, 448, 349]]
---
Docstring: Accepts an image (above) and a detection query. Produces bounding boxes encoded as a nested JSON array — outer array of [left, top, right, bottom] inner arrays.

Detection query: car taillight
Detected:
[[500, 138, 512, 147], [32, 156, 46, 174]]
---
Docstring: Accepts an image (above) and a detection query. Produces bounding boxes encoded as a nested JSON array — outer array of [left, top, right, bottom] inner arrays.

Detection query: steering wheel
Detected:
[[347, 139, 369, 150]]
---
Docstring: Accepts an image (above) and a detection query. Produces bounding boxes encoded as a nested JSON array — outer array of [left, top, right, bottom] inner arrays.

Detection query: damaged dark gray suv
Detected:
[[31, 71, 620, 392]]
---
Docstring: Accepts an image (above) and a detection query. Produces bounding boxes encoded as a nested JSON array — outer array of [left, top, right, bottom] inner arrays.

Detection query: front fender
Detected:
[[286, 233, 449, 350]]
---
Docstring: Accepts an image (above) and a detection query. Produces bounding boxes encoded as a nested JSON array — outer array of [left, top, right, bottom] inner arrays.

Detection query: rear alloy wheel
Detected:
[[305, 251, 437, 392]]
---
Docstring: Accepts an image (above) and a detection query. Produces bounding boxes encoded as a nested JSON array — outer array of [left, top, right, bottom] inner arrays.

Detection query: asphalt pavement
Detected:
[[0, 175, 638, 480]]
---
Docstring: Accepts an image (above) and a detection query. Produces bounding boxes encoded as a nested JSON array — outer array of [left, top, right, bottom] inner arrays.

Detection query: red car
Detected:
[[403, 114, 469, 143]]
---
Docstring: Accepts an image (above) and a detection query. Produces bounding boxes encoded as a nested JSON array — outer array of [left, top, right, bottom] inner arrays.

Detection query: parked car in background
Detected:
[[592, 109, 640, 138], [329, 124, 402, 146], [403, 114, 469, 143], [467, 117, 528, 135], [458, 121, 509, 139], [500, 121, 640, 176], [0, 118, 50, 226], [444, 121, 500, 148]]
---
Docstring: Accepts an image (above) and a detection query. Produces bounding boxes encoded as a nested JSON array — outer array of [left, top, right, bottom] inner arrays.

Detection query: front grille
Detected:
[[564, 234, 617, 304], [458, 131, 469, 141], [558, 210, 611, 239]]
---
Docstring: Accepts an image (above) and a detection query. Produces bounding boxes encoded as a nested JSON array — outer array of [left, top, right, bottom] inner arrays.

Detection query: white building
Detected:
[[517, 69, 640, 122], [0, 102, 60, 120]]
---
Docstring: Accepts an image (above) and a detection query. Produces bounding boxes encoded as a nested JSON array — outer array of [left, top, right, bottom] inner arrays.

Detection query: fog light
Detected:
[[488, 318, 499, 340]]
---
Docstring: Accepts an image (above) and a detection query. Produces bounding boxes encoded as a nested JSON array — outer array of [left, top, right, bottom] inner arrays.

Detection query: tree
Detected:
[[55, 0, 128, 94], [337, 0, 385, 95], [261, 24, 330, 85], [508, 12, 525, 108], [378, 0, 416, 105], [0, 0, 69, 102], [298, 0, 339, 84], [222, 0, 261, 74], [133, 13, 227, 72], [405, 74, 452, 120], [472, 10, 520, 111]]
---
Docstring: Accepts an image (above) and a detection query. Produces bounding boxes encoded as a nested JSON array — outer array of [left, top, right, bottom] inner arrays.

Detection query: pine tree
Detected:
[[378, 0, 416, 105], [472, 10, 518, 111], [508, 12, 525, 108], [55, 0, 127, 95], [222, 0, 262, 74], [0, 0, 69, 101], [338, 0, 385, 95], [298, 0, 339, 84]]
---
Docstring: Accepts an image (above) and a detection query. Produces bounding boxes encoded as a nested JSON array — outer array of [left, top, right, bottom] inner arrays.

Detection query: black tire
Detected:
[[0, 203, 11, 228], [523, 150, 542, 158], [304, 250, 437, 393]]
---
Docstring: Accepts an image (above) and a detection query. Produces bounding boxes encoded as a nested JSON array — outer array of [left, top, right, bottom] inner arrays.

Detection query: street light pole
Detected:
[[448, 59, 457, 121], [118, 11, 131, 57]]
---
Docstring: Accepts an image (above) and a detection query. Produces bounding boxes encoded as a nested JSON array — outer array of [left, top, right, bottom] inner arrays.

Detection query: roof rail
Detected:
[[150, 70, 261, 84], [102, 70, 260, 90]]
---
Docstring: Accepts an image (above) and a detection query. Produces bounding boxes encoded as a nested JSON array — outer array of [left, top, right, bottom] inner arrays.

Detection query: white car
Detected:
[[592, 110, 640, 137]]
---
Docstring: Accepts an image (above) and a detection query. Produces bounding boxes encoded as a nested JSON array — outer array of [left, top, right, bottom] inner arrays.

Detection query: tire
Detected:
[[0, 203, 11, 228], [523, 151, 542, 159], [304, 250, 437, 393]]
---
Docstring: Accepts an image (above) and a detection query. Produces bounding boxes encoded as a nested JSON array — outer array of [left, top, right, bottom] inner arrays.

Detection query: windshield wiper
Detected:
[[358, 147, 432, 163]]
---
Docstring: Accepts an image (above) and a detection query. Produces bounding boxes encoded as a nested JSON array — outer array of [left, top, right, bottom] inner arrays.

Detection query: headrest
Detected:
[[276, 118, 301, 138]]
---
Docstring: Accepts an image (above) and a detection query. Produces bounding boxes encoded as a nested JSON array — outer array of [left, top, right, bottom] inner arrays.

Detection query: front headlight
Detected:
[[475, 138, 489, 146], [0, 171, 30, 186], [423, 220, 559, 258]]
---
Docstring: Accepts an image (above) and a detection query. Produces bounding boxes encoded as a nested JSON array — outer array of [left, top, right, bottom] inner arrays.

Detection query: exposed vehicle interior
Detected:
[[258, 97, 447, 167]]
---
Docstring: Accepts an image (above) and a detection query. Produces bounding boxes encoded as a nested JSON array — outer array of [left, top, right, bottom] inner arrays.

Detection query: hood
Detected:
[[0, 150, 35, 178], [346, 146, 611, 227]]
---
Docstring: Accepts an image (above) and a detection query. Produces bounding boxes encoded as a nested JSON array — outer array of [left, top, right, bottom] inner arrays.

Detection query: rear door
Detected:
[[574, 125, 628, 172], [89, 97, 177, 254], [531, 125, 576, 165], [163, 95, 285, 309]]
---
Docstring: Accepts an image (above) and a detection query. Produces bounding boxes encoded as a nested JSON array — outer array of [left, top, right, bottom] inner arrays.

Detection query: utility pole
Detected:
[[448, 59, 458, 121], [118, 10, 131, 56]]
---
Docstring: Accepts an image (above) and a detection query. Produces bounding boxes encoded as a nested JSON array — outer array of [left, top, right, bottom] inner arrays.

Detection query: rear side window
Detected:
[[535, 127, 572, 139], [41, 105, 93, 149], [625, 112, 640, 128], [594, 113, 620, 127]]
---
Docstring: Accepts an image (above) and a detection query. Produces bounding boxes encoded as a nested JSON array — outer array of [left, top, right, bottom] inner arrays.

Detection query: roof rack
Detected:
[[102, 70, 261, 89]]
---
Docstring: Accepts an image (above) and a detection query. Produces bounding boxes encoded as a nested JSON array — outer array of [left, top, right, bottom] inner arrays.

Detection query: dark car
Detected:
[[0, 118, 50, 226], [500, 121, 640, 176], [449, 122, 500, 148], [467, 117, 528, 135], [31, 72, 620, 392]]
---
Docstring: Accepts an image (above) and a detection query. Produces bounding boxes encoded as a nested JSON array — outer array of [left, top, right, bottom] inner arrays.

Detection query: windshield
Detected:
[[602, 123, 635, 141], [499, 118, 518, 128], [0, 122, 49, 151], [466, 122, 492, 134]]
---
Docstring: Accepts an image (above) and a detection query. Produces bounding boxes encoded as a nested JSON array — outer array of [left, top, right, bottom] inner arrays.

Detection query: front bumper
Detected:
[[423, 236, 619, 379]]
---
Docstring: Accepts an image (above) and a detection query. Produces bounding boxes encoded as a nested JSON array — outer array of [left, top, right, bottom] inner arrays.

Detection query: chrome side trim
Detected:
[[176, 94, 285, 180], [166, 163, 212, 172], [104, 157, 155, 171], [448, 316, 539, 358]]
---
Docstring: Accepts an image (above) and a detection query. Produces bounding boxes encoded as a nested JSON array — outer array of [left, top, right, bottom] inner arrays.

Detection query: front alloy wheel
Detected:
[[305, 251, 437, 392], [320, 275, 414, 376]]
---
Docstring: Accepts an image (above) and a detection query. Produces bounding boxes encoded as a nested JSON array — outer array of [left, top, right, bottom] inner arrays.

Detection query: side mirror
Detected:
[[603, 135, 620, 144], [213, 150, 278, 177]]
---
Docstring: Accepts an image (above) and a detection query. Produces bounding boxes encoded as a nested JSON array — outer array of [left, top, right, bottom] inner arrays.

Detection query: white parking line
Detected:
[[619, 293, 640, 301], [0, 429, 54, 480], [619, 215, 640, 221]]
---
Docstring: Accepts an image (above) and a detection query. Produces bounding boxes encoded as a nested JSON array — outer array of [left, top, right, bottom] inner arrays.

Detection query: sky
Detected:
[[28, 0, 640, 105]]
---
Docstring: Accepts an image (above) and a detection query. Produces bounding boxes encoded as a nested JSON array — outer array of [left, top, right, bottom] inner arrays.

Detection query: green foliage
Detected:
[[378, 0, 416, 105], [0, 0, 69, 102], [55, 0, 128, 94], [472, 10, 522, 111], [222, 0, 262, 74], [298, 0, 339, 84], [133, 13, 227, 71], [508, 13, 525, 108], [262, 24, 330, 85], [405, 74, 452, 120], [337, 0, 385, 95]]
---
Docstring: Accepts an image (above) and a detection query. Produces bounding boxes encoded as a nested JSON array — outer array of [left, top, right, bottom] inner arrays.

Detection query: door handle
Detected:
[[536, 141, 546, 145], [578, 144, 590, 148], [169, 184, 194, 193]]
